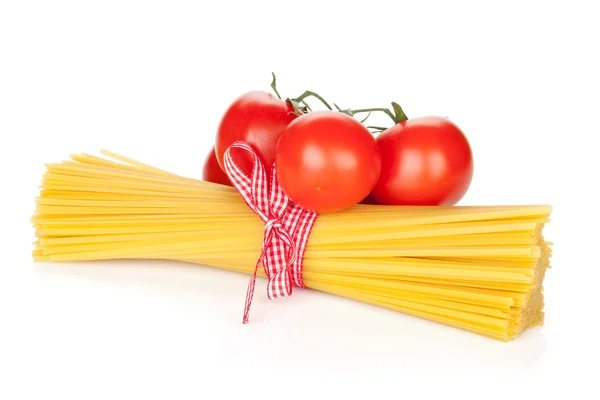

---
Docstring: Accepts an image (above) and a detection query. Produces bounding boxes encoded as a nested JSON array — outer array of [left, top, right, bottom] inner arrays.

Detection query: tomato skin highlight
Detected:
[[276, 111, 381, 213], [371, 116, 473, 206], [215, 91, 297, 178], [202, 146, 232, 186]]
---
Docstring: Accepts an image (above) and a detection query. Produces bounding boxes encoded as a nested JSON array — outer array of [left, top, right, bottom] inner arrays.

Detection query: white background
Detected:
[[1, 0, 599, 398]]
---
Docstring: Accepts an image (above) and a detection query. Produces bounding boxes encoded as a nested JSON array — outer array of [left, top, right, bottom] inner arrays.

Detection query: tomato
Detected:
[[215, 91, 297, 178], [371, 116, 473, 206], [360, 193, 378, 205], [276, 111, 381, 213], [202, 146, 232, 186]]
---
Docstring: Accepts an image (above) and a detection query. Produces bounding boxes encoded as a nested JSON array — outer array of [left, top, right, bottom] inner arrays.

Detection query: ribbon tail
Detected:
[[242, 255, 264, 324]]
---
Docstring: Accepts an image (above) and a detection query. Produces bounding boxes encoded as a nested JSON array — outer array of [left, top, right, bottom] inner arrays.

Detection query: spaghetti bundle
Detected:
[[32, 150, 552, 341]]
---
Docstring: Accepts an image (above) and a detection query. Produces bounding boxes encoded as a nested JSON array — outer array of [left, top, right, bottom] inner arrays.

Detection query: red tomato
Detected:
[[202, 146, 232, 186], [276, 111, 381, 213], [371, 116, 473, 206], [360, 193, 378, 205], [215, 91, 297, 178]]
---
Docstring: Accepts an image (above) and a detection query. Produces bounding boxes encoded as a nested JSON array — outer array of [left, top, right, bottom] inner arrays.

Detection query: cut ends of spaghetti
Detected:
[[32, 150, 553, 341]]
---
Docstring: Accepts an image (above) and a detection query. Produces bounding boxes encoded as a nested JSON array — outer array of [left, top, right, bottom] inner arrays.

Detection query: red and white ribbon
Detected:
[[223, 141, 318, 323]]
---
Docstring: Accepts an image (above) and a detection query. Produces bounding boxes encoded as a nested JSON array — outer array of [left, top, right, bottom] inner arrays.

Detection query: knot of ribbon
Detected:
[[223, 141, 318, 323]]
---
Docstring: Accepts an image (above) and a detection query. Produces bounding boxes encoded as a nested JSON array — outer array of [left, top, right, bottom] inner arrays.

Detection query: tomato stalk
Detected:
[[366, 126, 390, 132], [293, 91, 332, 110], [269, 72, 408, 130], [270, 72, 282, 99], [343, 102, 408, 124], [288, 92, 334, 117], [271, 72, 331, 116]]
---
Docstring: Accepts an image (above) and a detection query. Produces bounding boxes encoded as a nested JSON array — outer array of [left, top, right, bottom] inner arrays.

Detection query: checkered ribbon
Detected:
[[223, 141, 318, 323]]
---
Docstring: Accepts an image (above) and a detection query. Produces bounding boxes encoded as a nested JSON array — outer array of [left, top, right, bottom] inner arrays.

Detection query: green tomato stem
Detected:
[[293, 91, 333, 110], [391, 102, 408, 123], [349, 108, 398, 124], [268, 73, 408, 131], [270, 72, 282, 99]]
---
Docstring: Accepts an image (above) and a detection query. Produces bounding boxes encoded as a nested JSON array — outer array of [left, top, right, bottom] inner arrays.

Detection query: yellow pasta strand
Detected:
[[31, 151, 553, 341]]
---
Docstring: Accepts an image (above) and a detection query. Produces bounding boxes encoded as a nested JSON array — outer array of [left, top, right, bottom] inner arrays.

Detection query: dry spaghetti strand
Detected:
[[32, 151, 553, 341]]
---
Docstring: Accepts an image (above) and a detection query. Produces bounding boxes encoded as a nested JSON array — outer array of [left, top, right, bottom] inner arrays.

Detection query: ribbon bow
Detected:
[[223, 141, 318, 323]]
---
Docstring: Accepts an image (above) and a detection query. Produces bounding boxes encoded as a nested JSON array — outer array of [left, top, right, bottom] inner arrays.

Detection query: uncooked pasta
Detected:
[[32, 150, 552, 341]]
